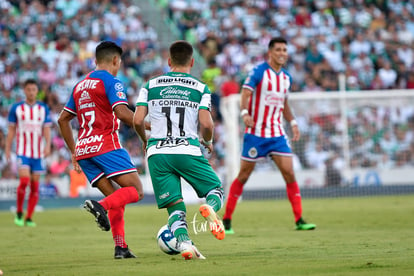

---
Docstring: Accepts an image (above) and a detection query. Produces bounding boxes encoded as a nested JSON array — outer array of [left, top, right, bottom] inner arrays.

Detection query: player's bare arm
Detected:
[[5, 124, 16, 162], [240, 88, 254, 127], [283, 99, 300, 141], [199, 109, 214, 153], [57, 110, 81, 173], [114, 104, 134, 127], [133, 105, 148, 152], [43, 126, 52, 157]]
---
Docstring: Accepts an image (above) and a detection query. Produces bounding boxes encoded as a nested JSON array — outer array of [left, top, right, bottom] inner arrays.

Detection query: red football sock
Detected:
[[99, 186, 139, 210], [26, 180, 39, 219], [223, 178, 244, 220], [16, 176, 30, 214], [286, 181, 302, 222], [109, 206, 127, 248]]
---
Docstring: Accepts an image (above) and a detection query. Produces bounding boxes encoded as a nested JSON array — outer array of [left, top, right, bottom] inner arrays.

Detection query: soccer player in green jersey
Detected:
[[134, 40, 225, 260]]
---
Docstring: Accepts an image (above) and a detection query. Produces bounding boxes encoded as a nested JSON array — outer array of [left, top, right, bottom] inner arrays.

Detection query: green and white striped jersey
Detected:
[[136, 72, 211, 156]]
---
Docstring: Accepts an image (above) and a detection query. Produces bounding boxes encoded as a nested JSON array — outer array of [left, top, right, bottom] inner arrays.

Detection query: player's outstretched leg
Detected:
[[199, 204, 225, 240], [167, 201, 205, 260], [199, 188, 225, 240], [114, 246, 136, 259], [84, 199, 111, 231], [295, 217, 316, 230]]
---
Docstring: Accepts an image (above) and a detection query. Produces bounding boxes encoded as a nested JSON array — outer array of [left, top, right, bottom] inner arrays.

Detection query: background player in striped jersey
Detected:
[[223, 37, 316, 233], [58, 41, 144, 259], [134, 40, 225, 260], [5, 79, 52, 227]]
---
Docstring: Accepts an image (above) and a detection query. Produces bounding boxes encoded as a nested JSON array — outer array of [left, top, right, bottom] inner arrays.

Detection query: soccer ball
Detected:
[[157, 224, 180, 255]]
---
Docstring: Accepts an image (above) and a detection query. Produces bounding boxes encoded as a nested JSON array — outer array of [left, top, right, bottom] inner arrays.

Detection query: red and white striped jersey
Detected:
[[8, 101, 52, 158], [243, 62, 292, 138], [64, 70, 129, 160]]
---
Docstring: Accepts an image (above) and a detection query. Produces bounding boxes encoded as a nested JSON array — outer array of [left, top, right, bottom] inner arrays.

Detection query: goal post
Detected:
[[219, 89, 414, 197], [220, 94, 242, 193]]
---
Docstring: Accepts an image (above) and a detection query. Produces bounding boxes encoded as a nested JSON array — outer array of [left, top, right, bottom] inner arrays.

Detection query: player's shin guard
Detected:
[[206, 187, 224, 212], [223, 178, 244, 220], [167, 202, 190, 242], [17, 176, 30, 214], [99, 186, 139, 210], [26, 180, 39, 219], [286, 181, 302, 222], [109, 206, 127, 248]]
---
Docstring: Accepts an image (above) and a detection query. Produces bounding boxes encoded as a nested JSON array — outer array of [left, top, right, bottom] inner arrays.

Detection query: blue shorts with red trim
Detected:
[[241, 133, 292, 161], [17, 156, 45, 174], [77, 149, 137, 186]]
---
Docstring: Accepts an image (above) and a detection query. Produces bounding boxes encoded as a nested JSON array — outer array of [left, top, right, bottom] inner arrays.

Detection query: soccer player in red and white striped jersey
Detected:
[[6, 79, 52, 227], [223, 37, 316, 232], [58, 41, 144, 259]]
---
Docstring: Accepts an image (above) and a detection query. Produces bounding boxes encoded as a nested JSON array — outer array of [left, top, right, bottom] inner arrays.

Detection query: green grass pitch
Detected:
[[0, 195, 413, 275]]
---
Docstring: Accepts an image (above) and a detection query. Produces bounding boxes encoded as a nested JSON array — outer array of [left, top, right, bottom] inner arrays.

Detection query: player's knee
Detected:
[[132, 186, 144, 201], [237, 174, 250, 184], [138, 190, 144, 200]]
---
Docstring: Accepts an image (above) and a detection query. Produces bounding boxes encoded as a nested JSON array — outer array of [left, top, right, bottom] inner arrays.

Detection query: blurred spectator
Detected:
[[0, 129, 8, 175], [37, 62, 57, 87], [220, 73, 240, 97], [378, 61, 398, 89], [1, 63, 18, 91], [302, 77, 322, 92], [346, 76, 361, 91], [0, 88, 16, 111], [324, 152, 342, 187], [165, 0, 414, 97], [39, 174, 59, 199], [407, 72, 414, 89], [49, 153, 70, 177], [0, 0, 163, 182], [202, 58, 222, 120], [69, 169, 88, 198], [178, 7, 200, 40], [2, 0, 414, 189], [306, 141, 330, 170]]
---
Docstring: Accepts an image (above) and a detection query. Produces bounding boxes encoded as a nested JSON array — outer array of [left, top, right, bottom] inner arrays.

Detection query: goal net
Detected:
[[220, 90, 414, 199]]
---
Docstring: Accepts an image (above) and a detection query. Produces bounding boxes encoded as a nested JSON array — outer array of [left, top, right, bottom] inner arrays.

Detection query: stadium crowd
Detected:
[[0, 0, 160, 180], [166, 0, 414, 183], [166, 0, 414, 92], [1, 0, 414, 187]]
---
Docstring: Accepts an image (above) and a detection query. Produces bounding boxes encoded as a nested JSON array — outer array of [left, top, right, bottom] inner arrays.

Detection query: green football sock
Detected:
[[206, 194, 222, 212], [167, 201, 190, 242]]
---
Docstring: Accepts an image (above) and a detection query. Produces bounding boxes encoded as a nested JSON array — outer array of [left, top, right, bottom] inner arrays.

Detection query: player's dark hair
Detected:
[[268, 37, 288, 49], [23, 79, 38, 88], [95, 41, 123, 63], [169, 40, 193, 66]]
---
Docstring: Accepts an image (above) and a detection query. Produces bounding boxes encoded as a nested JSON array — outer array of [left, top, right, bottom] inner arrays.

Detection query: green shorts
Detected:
[[148, 154, 222, 208]]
